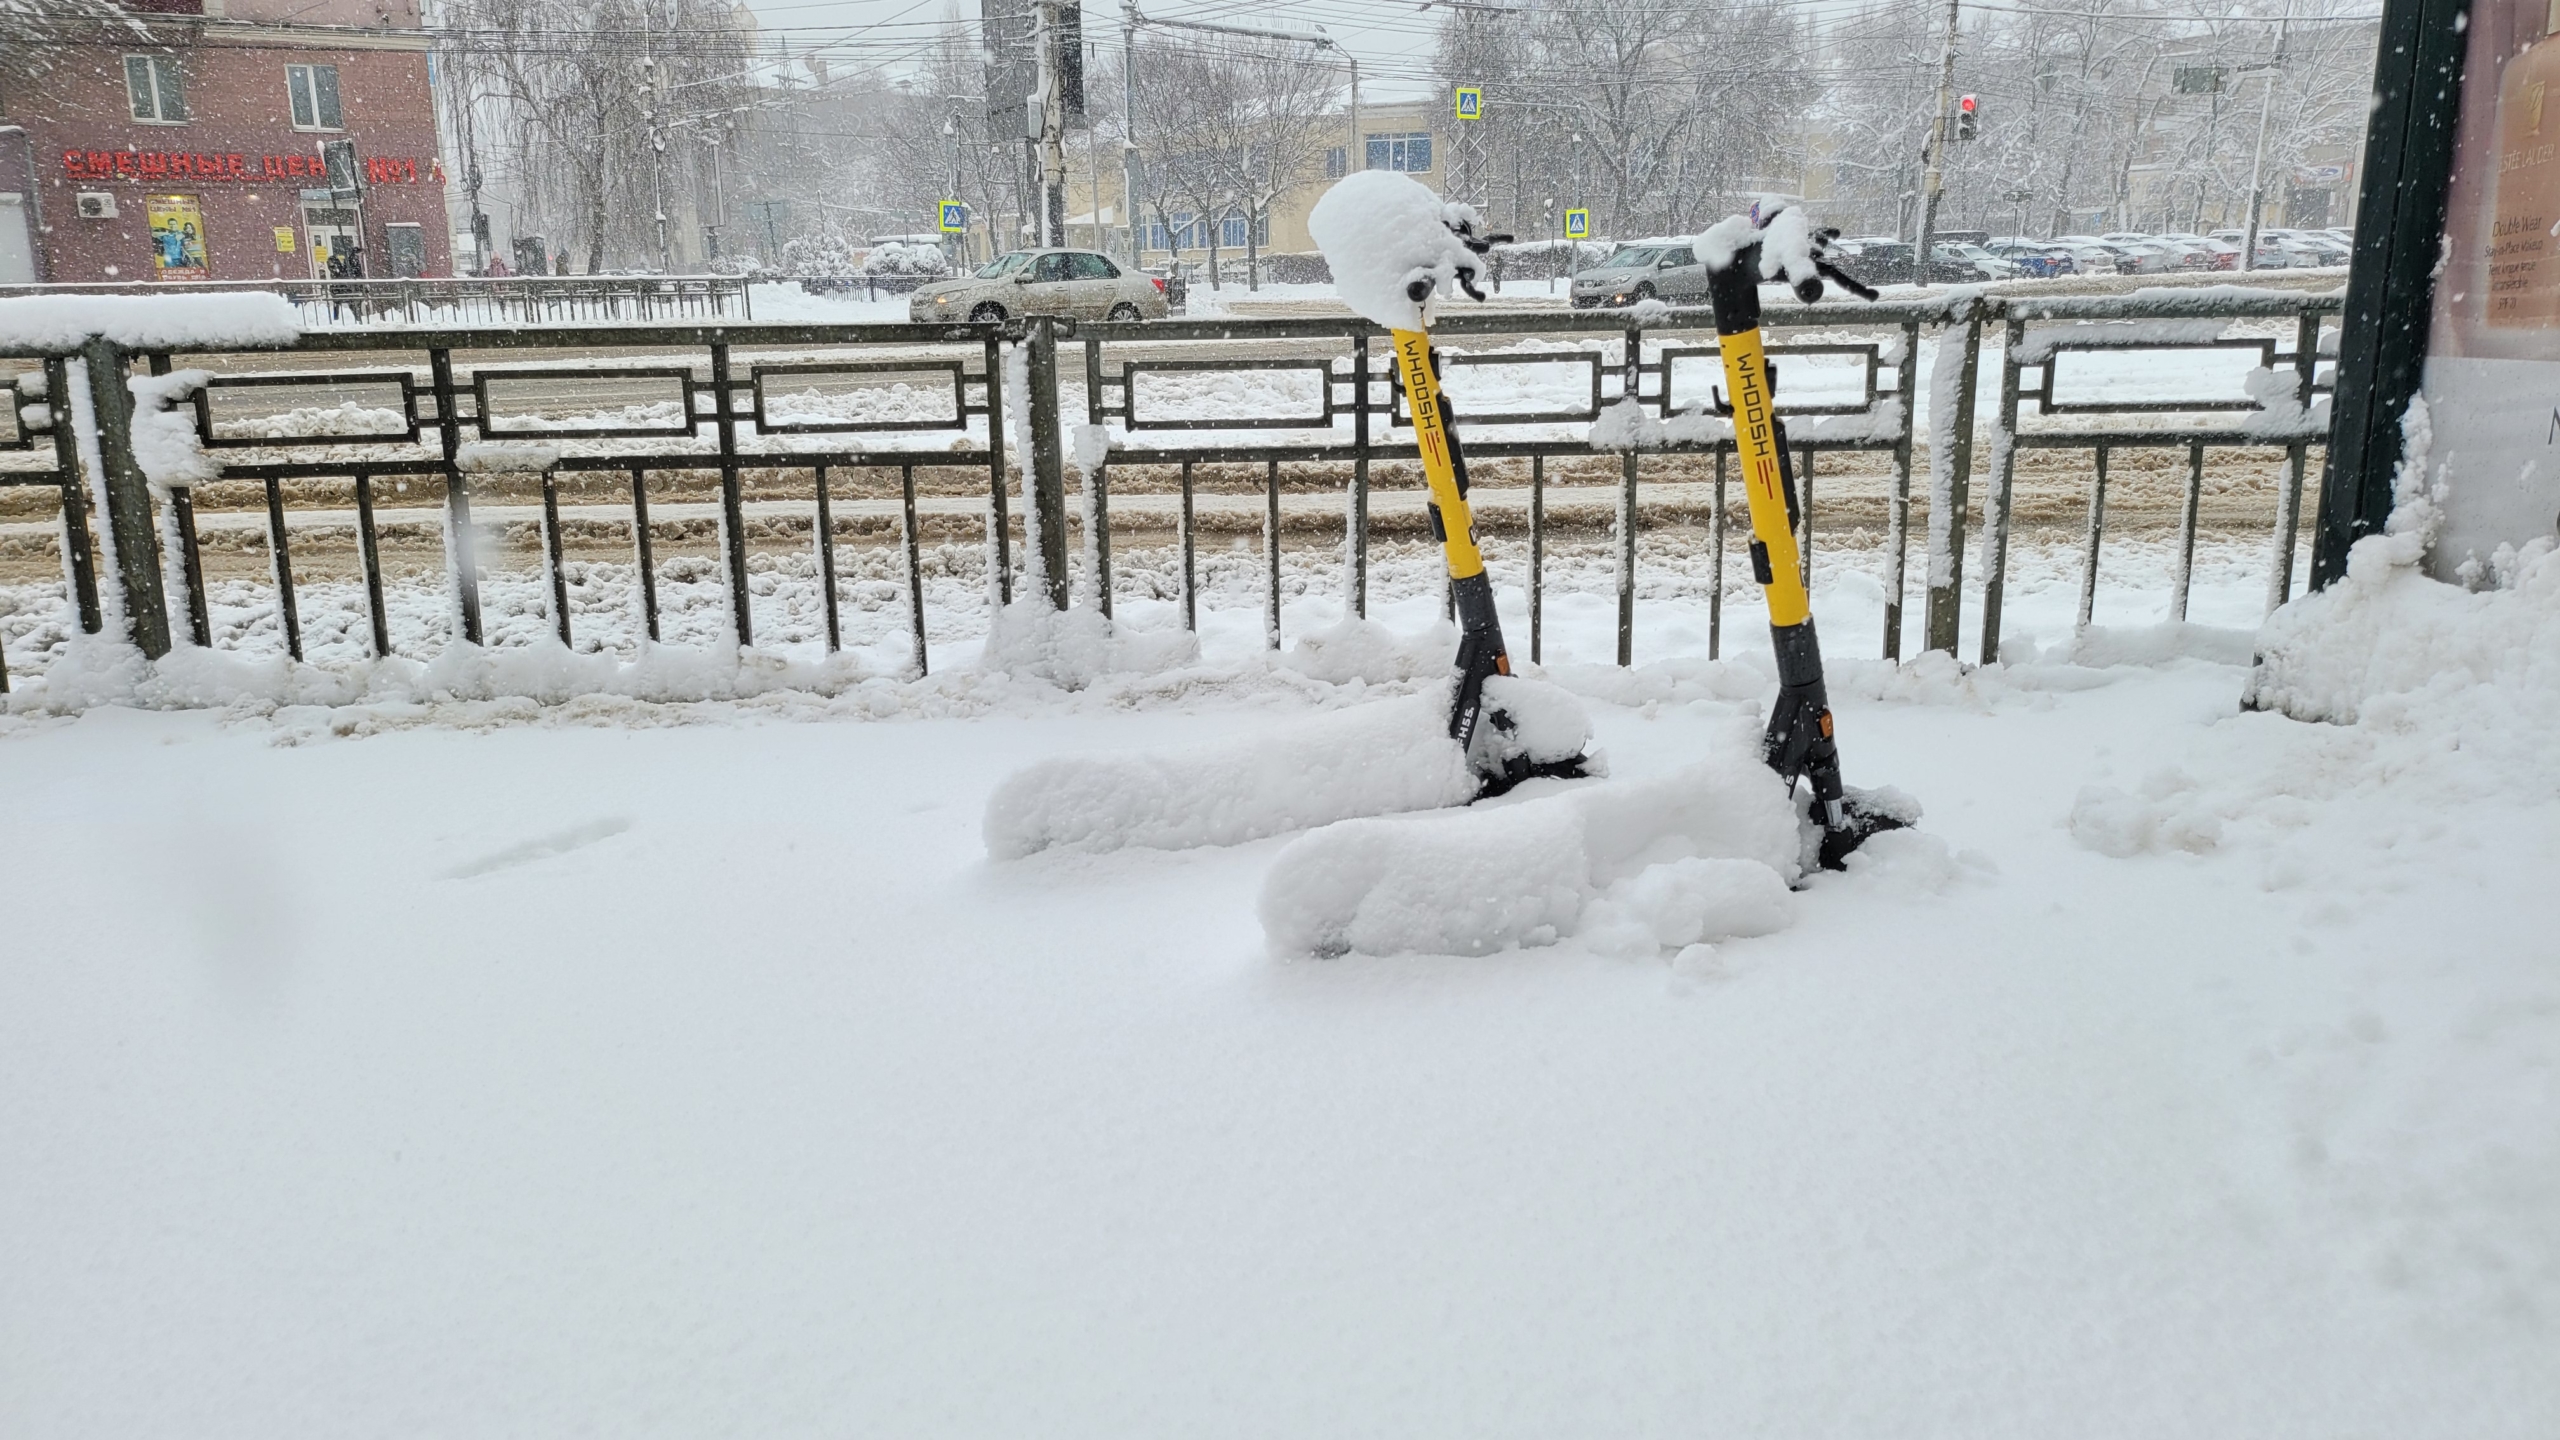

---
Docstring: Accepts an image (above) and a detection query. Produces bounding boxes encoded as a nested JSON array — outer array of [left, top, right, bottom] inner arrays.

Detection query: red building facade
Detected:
[[0, 0, 449, 283]]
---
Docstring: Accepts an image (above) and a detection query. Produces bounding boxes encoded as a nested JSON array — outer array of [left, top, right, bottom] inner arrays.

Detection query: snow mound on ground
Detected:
[[2050, 621, 2258, 669], [1578, 855, 1796, 956], [23, 632, 876, 713], [2241, 390, 2560, 732], [2073, 425, 2560, 859], [0, 292, 300, 351], [979, 601, 1199, 690], [985, 675, 1592, 859], [1307, 170, 1485, 331], [984, 685, 1477, 859], [1260, 754, 1801, 958], [2243, 547, 2560, 729], [1281, 614, 1451, 684]]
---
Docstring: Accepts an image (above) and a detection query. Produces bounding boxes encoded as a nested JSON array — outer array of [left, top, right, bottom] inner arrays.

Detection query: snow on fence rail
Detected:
[[0, 287, 2339, 699], [0, 276, 752, 329]]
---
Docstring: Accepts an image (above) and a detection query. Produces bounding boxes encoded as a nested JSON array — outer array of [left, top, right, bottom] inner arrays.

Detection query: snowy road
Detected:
[[2, 628, 2551, 1435]]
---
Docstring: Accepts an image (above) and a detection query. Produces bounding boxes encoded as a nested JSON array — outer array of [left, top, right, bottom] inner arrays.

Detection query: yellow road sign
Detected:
[[1563, 208, 1589, 240], [1454, 86, 1482, 121]]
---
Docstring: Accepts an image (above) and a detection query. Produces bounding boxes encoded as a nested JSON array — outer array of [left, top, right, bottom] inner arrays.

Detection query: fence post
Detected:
[[1881, 318, 1921, 661], [1922, 301, 1984, 656], [709, 341, 754, 645], [1975, 314, 2025, 665], [2268, 308, 2323, 613], [1082, 334, 1112, 618], [980, 334, 1014, 606], [80, 337, 172, 659], [429, 347, 483, 644], [1025, 317, 1071, 610], [1350, 334, 1371, 618], [42, 356, 103, 636], [1616, 324, 1643, 666]]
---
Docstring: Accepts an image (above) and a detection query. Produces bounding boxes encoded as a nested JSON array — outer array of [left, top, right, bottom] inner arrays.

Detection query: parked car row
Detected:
[[1557, 224, 2354, 303]]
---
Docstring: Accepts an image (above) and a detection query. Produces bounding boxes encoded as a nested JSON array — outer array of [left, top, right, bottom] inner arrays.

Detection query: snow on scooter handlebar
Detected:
[[1310, 169, 1504, 330]]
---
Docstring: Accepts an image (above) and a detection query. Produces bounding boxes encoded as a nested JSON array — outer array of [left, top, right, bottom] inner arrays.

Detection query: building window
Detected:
[[1216, 212, 1266, 248], [288, 64, 342, 131], [1147, 212, 1199, 251], [1366, 133, 1431, 173], [125, 56, 187, 124], [1325, 146, 1347, 178]]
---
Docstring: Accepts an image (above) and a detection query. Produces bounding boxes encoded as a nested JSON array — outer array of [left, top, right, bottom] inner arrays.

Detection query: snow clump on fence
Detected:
[[0, 293, 299, 352]]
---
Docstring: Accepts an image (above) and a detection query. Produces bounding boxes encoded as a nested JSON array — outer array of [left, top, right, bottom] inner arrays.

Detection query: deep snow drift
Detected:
[[985, 670, 1591, 859], [2, 499, 2555, 1435], [1258, 744, 1808, 958]]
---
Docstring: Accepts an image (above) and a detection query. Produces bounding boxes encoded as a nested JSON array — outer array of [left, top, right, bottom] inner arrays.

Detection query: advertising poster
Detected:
[[146, 194, 208, 279], [2425, 0, 2560, 573]]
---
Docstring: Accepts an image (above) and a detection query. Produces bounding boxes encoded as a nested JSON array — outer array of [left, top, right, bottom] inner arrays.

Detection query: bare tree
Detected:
[[441, 0, 754, 272], [1817, 0, 2375, 242], [1132, 31, 1340, 288], [1434, 0, 1816, 243]]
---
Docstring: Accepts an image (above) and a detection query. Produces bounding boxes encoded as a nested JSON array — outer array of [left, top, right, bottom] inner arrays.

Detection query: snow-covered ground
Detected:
[[3, 514, 2555, 1435], [745, 280, 916, 324]]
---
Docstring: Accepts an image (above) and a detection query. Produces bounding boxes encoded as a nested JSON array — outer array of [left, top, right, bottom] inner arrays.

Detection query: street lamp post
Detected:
[[2238, 0, 2296, 272]]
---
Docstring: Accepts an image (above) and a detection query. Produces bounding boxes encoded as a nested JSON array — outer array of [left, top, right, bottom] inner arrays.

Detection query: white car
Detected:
[[2209, 230, 2329, 269], [1931, 241, 2021, 280], [2158, 232, 2242, 270]]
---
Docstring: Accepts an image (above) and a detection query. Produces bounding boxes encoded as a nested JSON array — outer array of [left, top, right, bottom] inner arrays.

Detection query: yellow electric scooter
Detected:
[[1703, 207, 1913, 869], [1392, 224, 1591, 797]]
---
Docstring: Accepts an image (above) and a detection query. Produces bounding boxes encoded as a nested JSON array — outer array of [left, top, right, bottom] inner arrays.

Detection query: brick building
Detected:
[[0, 0, 449, 283]]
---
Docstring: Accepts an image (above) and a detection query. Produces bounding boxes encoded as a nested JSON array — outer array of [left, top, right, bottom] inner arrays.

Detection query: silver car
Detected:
[[907, 249, 1171, 324], [1570, 240, 1707, 308]]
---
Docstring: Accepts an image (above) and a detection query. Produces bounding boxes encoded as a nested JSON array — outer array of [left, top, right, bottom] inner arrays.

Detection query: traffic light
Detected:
[[1955, 94, 1979, 142]]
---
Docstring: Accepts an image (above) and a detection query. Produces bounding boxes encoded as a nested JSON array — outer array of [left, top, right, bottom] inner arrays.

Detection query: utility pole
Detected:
[[1345, 46, 1361, 173], [1913, 0, 1961, 287], [1033, 0, 1066, 246], [2239, 0, 2295, 272], [1568, 130, 1582, 281], [1123, 2, 1141, 264], [947, 106, 965, 267]]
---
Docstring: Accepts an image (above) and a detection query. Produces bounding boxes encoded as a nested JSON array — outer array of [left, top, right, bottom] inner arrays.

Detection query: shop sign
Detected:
[[59, 150, 430, 184]]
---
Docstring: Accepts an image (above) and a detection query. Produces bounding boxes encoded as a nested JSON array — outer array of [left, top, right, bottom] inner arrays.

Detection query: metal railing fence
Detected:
[[0, 275, 754, 328], [0, 286, 2340, 696]]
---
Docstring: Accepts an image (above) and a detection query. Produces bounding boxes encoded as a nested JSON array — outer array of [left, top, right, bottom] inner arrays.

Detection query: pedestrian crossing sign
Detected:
[[1454, 86, 1482, 121], [1564, 208, 1589, 240], [937, 201, 968, 233]]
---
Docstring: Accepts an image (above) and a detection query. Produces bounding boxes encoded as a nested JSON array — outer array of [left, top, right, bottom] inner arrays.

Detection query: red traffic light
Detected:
[[1959, 94, 1977, 113]]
